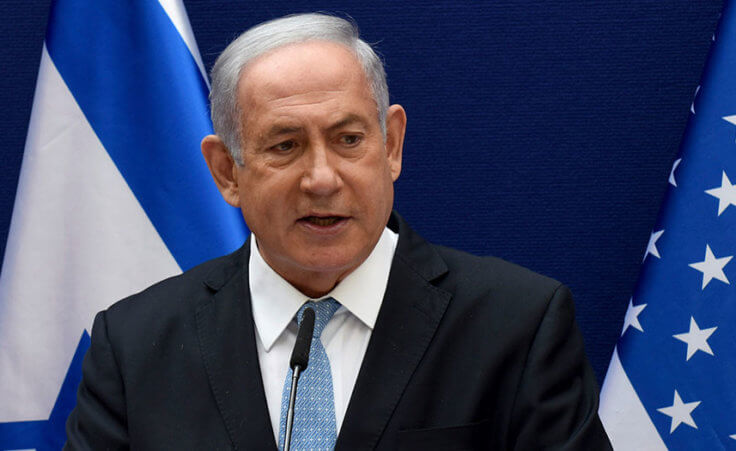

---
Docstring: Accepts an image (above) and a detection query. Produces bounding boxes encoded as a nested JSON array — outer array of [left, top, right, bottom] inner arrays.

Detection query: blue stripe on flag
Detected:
[[45, 0, 247, 270]]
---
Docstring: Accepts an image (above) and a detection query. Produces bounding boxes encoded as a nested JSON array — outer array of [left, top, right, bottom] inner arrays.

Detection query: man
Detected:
[[65, 13, 611, 450]]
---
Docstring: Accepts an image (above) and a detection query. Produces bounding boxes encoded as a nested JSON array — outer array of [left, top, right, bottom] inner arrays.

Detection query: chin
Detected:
[[299, 250, 363, 275]]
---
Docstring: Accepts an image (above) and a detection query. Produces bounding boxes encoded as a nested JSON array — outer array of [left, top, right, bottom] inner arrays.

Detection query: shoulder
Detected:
[[423, 243, 577, 348], [433, 244, 564, 304], [390, 211, 567, 323], [102, 244, 246, 334]]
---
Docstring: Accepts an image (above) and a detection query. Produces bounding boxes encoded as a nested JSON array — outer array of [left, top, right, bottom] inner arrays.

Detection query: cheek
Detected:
[[235, 171, 270, 215], [238, 168, 302, 221], [356, 167, 394, 217]]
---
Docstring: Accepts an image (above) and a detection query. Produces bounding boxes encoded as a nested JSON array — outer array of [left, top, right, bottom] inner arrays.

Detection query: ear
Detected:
[[384, 104, 406, 181], [201, 134, 241, 207]]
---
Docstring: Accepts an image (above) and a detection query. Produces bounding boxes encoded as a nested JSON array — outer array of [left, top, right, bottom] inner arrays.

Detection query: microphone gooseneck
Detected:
[[283, 307, 315, 451]]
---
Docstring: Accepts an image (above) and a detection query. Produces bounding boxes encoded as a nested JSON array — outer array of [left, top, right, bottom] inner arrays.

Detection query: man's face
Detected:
[[228, 41, 404, 296]]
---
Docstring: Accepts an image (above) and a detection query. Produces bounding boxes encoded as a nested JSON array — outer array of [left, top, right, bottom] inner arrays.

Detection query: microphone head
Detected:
[[290, 307, 315, 370]]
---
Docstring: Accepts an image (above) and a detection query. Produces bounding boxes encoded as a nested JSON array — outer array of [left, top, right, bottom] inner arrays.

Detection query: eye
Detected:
[[270, 140, 296, 152], [339, 134, 362, 146]]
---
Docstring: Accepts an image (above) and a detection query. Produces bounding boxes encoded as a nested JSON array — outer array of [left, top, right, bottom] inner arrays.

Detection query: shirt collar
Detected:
[[249, 227, 399, 352]]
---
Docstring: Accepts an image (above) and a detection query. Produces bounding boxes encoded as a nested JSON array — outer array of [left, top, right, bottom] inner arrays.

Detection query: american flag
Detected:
[[600, 1, 736, 449]]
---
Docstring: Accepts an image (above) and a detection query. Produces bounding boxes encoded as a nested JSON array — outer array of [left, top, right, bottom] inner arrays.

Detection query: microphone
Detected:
[[290, 308, 315, 370], [283, 307, 315, 451]]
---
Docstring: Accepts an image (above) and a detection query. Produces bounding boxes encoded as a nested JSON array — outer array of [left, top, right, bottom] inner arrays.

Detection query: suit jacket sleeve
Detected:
[[509, 284, 611, 450], [65, 310, 129, 450]]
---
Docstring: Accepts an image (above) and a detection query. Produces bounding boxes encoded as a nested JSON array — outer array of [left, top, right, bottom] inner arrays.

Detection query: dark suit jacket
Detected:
[[65, 212, 611, 450]]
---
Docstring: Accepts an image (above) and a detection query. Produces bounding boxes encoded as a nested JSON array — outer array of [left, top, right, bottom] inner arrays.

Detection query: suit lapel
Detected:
[[195, 241, 277, 450], [336, 213, 452, 450]]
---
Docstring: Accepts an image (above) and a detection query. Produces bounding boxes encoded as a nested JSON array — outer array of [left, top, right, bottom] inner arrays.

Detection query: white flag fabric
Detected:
[[0, 0, 246, 448], [600, 1, 736, 448]]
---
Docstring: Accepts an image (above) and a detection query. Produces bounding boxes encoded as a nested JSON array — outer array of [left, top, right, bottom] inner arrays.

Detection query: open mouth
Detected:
[[302, 216, 345, 227]]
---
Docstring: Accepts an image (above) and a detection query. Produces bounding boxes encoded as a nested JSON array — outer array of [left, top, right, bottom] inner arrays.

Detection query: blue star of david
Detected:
[[0, 331, 90, 450]]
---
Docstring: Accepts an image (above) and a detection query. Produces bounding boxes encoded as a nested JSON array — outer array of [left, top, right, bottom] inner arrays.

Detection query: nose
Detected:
[[299, 144, 343, 196]]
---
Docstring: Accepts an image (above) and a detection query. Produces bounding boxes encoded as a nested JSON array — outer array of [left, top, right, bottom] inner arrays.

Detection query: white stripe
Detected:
[[0, 45, 181, 421], [599, 347, 667, 450], [158, 0, 210, 87]]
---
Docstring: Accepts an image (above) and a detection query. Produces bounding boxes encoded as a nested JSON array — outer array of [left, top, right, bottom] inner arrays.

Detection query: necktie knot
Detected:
[[297, 297, 340, 339]]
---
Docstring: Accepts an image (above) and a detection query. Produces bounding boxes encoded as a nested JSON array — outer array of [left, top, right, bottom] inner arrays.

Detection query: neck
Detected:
[[255, 247, 359, 299], [290, 275, 342, 299], [272, 261, 360, 299]]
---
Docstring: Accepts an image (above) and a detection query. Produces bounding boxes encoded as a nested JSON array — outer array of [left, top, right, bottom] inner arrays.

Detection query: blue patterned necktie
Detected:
[[278, 298, 341, 450]]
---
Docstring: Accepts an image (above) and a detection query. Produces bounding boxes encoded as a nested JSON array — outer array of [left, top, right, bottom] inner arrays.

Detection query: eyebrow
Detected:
[[264, 124, 303, 138], [262, 114, 368, 140], [326, 114, 368, 132]]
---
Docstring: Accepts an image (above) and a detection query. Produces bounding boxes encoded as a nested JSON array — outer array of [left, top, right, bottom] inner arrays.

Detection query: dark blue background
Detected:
[[0, 1, 724, 384]]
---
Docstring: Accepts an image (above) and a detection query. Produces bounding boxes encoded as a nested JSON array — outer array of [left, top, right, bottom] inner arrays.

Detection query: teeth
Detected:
[[308, 216, 340, 226]]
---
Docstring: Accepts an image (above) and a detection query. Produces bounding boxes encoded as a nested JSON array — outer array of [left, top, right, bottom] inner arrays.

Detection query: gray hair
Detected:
[[209, 13, 390, 164]]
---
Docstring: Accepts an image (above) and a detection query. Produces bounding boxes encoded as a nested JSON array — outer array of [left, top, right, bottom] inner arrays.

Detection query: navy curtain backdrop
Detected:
[[0, 1, 724, 384]]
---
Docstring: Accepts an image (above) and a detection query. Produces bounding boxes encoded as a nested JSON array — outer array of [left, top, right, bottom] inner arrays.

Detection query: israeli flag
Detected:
[[0, 0, 246, 448], [600, 1, 736, 448]]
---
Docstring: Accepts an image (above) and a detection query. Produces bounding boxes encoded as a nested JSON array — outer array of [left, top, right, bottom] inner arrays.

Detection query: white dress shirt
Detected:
[[248, 228, 398, 444]]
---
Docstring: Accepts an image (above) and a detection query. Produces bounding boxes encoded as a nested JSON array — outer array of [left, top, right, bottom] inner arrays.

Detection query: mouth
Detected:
[[299, 215, 348, 227]]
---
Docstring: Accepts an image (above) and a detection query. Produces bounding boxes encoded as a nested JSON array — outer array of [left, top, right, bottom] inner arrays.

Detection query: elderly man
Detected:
[[65, 13, 611, 450]]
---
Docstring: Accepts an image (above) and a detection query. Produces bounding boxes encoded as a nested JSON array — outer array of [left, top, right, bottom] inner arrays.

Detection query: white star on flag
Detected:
[[621, 298, 646, 336], [688, 244, 732, 289], [731, 434, 736, 440], [724, 115, 736, 126], [673, 317, 717, 361], [705, 171, 736, 216], [669, 159, 681, 187], [643, 230, 664, 261], [657, 390, 701, 433]]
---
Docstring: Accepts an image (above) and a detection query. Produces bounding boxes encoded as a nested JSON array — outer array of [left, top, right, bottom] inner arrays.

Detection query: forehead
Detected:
[[237, 40, 373, 114]]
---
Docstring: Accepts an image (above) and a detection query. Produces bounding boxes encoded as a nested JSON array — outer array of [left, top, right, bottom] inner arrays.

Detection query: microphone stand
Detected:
[[283, 366, 302, 451]]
